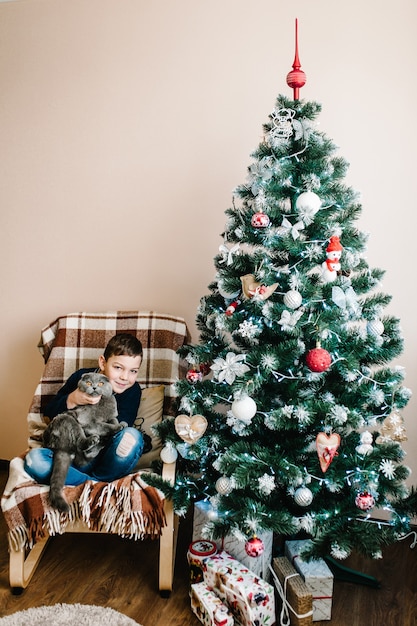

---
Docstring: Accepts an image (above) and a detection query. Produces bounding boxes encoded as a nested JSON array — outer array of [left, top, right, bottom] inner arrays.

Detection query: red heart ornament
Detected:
[[316, 432, 341, 472]]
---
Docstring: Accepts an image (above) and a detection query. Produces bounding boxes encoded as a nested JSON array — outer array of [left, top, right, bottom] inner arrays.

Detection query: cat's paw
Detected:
[[118, 421, 128, 429], [49, 491, 69, 513]]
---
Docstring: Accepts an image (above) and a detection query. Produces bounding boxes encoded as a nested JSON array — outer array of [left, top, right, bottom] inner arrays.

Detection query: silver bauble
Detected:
[[283, 290, 303, 309], [367, 319, 384, 337], [294, 486, 313, 507], [215, 476, 233, 495]]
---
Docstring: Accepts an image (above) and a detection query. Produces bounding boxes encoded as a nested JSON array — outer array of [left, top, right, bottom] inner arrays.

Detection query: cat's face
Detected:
[[78, 372, 113, 398]]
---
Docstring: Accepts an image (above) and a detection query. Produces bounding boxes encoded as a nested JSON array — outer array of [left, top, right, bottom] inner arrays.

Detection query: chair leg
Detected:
[[9, 535, 50, 591], [158, 497, 178, 596]]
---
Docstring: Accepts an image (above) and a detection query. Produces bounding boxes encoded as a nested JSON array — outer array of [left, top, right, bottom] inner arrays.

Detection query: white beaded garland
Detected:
[[283, 290, 303, 309], [294, 486, 313, 507]]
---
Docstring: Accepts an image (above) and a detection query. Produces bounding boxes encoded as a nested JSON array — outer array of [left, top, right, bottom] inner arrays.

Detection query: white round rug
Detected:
[[0, 603, 141, 626]]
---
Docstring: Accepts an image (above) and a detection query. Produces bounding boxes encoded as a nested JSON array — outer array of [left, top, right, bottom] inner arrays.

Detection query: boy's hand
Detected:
[[66, 389, 101, 409]]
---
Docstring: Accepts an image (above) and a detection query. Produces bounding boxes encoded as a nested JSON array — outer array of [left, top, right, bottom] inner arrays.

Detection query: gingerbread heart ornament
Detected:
[[175, 414, 208, 444], [316, 432, 341, 473]]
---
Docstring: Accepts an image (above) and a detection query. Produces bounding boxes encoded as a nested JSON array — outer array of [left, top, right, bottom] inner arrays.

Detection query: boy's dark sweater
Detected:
[[43, 367, 141, 427]]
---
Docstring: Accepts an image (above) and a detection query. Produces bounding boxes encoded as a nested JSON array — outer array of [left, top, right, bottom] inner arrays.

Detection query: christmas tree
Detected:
[[152, 29, 413, 561]]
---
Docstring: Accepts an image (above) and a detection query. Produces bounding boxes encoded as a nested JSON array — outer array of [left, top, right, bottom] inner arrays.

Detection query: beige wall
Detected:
[[0, 0, 416, 488]]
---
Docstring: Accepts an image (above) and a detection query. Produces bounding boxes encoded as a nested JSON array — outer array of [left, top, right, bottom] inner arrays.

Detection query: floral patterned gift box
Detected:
[[203, 551, 276, 626], [191, 582, 234, 626]]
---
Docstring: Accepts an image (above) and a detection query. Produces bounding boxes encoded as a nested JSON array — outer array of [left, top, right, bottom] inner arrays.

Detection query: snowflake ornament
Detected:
[[237, 319, 261, 339], [258, 473, 275, 496], [379, 459, 396, 480]]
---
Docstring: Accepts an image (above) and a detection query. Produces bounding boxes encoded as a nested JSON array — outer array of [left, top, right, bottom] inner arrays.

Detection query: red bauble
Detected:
[[186, 369, 203, 384], [251, 210, 271, 228], [355, 491, 375, 511], [245, 536, 265, 558], [199, 362, 211, 376], [306, 347, 332, 373]]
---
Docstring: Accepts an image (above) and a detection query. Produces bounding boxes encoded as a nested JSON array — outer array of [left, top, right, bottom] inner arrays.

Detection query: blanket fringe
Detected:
[[4, 472, 167, 553]]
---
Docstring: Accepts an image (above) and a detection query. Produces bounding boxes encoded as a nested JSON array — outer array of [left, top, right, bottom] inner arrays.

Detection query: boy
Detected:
[[24, 333, 144, 485]]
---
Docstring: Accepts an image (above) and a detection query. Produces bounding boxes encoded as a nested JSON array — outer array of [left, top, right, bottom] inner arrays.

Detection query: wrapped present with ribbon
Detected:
[[270, 557, 313, 626], [191, 582, 235, 626], [203, 551, 276, 626], [284, 540, 333, 621], [192, 500, 273, 581]]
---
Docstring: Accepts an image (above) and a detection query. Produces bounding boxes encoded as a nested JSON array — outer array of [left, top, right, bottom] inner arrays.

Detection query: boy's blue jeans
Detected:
[[24, 427, 144, 485]]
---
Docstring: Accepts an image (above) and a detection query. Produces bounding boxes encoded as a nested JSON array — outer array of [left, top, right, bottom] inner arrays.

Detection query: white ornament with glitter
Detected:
[[231, 395, 257, 423]]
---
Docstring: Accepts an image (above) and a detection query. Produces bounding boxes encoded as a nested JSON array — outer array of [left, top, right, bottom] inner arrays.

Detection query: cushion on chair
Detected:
[[134, 385, 165, 469]]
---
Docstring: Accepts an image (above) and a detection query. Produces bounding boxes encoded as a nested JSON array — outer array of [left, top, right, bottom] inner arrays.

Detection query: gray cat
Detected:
[[43, 372, 127, 512]]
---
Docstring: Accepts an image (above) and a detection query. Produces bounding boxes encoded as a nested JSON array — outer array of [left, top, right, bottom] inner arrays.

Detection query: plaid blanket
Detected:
[[2, 458, 166, 551], [2, 311, 189, 550]]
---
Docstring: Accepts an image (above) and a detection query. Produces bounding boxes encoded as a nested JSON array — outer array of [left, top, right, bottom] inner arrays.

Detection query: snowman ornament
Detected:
[[321, 236, 343, 283]]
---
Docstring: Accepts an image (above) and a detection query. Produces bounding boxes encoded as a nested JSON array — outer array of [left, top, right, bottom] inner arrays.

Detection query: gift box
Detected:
[[203, 550, 276, 626], [191, 582, 235, 626], [271, 557, 313, 626], [284, 540, 333, 621], [193, 500, 273, 581]]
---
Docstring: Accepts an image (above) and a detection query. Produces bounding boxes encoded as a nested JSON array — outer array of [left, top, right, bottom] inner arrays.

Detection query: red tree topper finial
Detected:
[[286, 18, 306, 101]]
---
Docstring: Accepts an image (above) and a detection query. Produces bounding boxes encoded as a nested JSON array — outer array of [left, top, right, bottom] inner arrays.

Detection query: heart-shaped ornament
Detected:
[[316, 432, 341, 473], [175, 414, 208, 444]]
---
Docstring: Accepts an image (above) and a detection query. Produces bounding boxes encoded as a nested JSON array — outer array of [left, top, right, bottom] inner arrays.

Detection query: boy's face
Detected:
[[98, 354, 142, 394]]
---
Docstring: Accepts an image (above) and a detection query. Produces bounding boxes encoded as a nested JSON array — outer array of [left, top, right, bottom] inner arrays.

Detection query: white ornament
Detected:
[[160, 443, 178, 464], [283, 290, 302, 309], [231, 396, 257, 423], [215, 476, 233, 495], [294, 486, 313, 507], [367, 319, 384, 337], [356, 431, 373, 455], [295, 191, 322, 214]]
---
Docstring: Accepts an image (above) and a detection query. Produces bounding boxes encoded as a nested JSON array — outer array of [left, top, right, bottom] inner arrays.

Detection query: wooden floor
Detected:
[[0, 467, 417, 625]]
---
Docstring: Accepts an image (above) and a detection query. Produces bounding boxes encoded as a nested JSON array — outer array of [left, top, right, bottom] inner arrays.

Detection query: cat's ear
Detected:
[[98, 355, 106, 372]]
